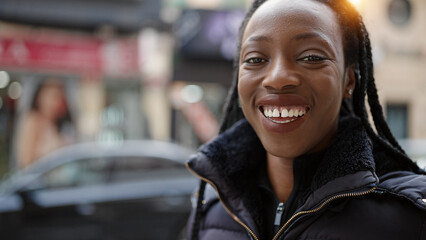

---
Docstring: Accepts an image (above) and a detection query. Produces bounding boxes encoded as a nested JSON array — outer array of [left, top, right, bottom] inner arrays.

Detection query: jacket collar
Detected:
[[187, 116, 378, 232]]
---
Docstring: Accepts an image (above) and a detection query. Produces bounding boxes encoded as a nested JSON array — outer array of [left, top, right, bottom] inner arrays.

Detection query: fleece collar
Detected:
[[187, 116, 378, 232]]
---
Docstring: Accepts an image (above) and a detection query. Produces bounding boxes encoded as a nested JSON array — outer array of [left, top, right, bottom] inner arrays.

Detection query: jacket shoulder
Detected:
[[186, 183, 249, 240], [378, 171, 426, 211]]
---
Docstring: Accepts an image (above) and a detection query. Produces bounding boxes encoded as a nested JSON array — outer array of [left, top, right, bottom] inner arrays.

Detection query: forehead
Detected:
[[242, 0, 342, 46]]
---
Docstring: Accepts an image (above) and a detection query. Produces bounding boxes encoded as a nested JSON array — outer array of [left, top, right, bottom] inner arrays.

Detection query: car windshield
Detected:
[[17, 155, 187, 191]]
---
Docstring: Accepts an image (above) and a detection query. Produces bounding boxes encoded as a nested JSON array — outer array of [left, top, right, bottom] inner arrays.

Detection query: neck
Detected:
[[267, 152, 294, 203]]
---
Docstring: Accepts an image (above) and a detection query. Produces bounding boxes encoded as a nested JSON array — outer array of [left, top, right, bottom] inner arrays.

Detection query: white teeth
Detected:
[[272, 109, 280, 117], [263, 106, 308, 119], [281, 109, 289, 117], [294, 109, 299, 117]]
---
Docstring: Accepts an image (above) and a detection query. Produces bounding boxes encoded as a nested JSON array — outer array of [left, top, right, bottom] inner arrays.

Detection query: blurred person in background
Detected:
[[16, 79, 74, 168], [185, 0, 426, 239]]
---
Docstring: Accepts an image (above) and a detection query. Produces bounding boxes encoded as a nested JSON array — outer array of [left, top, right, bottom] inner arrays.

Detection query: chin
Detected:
[[261, 139, 306, 159]]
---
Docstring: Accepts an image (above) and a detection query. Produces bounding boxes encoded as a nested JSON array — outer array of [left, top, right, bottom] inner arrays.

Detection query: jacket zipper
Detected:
[[186, 162, 260, 240], [271, 187, 377, 240], [274, 202, 284, 234]]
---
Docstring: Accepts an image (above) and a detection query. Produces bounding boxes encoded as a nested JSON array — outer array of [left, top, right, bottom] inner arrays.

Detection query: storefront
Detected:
[[0, 26, 151, 172]]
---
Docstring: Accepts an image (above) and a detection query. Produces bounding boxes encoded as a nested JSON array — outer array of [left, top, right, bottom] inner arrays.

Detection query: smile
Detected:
[[261, 105, 310, 124]]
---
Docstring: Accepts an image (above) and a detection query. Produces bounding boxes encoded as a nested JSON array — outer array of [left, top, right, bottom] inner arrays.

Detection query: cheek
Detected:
[[317, 81, 342, 107], [312, 68, 344, 106], [238, 74, 260, 124], [238, 69, 264, 98], [237, 71, 253, 109], [309, 77, 344, 144]]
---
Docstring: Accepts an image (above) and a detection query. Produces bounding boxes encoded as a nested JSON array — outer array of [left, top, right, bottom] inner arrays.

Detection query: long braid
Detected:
[[353, 16, 420, 173], [362, 30, 404, 152], [219, 69, 244, 133], [352, 24, 394, 164]]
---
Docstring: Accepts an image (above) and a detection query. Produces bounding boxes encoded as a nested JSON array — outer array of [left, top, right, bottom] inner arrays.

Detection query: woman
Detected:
[[186, 0, 426, 239], [17, 80, 72, 168]]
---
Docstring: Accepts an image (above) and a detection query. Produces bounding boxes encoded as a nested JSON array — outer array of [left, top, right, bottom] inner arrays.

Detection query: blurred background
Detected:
[[0, 0, 250, 174], [0, 0, 424, 238]]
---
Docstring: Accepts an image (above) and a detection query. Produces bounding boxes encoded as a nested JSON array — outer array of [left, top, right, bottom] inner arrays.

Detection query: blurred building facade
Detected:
[[0, 0, 249, 174], [0, 0, 167, 173]]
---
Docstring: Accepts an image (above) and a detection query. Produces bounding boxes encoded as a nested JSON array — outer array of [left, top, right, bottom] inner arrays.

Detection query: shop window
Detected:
[[388, 0, 412, 26], [386, 104, 408, 139]]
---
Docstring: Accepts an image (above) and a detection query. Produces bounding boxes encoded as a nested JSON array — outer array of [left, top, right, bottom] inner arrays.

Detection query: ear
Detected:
[[343, 64, 356, 99]]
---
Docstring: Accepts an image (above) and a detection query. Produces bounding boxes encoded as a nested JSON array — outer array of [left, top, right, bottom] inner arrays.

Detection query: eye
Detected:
[[298, 54, 328, 63], [243, 57, 268, 64]]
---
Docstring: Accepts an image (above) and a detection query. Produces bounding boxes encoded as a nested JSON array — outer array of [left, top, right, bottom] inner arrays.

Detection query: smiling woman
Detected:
[[185, 0, 426, 240], [238, 1, 350, 162]]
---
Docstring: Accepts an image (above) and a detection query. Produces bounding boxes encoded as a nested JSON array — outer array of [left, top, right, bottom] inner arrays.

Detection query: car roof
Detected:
[[28, 140, 194, 172], [0, 140, 195, 193]]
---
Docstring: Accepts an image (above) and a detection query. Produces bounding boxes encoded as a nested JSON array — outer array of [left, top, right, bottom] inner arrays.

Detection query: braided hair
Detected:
[[191, 0, 422, 239]]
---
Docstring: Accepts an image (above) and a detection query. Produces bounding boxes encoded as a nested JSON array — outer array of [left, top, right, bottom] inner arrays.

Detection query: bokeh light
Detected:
[[348, 0, 362, 8], [8, 82, 23, 100], [181, 84, 203, 103], [0, 71, 10, 89]]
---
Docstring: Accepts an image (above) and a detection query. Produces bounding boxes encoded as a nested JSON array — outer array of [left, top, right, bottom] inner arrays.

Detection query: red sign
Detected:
[[0, 34, 139, 76], [102, 38, 139, 76]]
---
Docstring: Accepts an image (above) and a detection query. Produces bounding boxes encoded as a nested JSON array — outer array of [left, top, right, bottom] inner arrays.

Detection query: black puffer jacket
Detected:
[[186, 117, 426, 240]]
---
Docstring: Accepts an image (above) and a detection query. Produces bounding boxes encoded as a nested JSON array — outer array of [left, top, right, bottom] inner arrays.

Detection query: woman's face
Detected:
[[37, 83, 67, 119], [238, 0, 354, 158]]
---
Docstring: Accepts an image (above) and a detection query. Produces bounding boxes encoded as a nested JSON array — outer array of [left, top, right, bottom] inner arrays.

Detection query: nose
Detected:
[[262, 57, 301, 91]]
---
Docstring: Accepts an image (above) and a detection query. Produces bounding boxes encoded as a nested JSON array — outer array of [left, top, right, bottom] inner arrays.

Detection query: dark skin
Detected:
[[238, 0, 356, 202]]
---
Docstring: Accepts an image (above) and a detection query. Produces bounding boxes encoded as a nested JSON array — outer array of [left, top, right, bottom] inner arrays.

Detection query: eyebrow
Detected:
[[243, 32, 335, 55], [246, 35, 272, 43], [293, 32, 327, 41], [246, 32, 332, 45]]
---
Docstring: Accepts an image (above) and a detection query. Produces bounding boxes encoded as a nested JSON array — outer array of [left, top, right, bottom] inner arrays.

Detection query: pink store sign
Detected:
[[0, 34, 138, 76]]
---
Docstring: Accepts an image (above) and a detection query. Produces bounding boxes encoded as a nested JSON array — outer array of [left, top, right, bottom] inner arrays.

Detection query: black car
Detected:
[[0, 140, 198, 240]]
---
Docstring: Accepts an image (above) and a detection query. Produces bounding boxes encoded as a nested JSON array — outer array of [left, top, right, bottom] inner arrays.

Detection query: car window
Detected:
[[38, 157, 112, 189], [110, 156, 186, 182]]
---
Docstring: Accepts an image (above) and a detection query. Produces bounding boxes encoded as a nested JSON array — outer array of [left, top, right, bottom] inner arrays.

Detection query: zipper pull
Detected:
[[274, 202, 285, 233]]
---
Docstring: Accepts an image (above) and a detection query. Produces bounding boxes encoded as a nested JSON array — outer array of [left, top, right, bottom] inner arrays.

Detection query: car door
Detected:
[[100, 156, 196, 240], [14, 156, 114, 240]]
